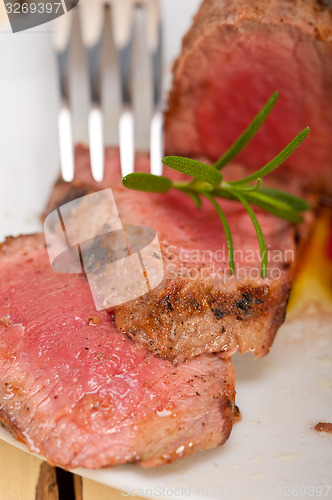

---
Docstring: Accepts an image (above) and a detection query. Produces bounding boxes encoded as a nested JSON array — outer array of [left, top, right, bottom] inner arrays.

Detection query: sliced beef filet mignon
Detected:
[[164, 0, 332, 195], [0, 234, 235, 469], [45, 147, 305, 363]]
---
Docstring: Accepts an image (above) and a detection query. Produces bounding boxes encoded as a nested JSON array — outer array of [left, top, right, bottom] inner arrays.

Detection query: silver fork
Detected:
[[54, 0, 163, 183]]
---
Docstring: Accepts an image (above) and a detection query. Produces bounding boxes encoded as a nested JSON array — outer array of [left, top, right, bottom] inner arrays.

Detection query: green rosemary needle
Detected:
[[122, 93, 311, 278]]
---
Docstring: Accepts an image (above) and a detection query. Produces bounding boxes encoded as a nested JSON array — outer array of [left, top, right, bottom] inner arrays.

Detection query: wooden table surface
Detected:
[[0, 439, 129, 500]]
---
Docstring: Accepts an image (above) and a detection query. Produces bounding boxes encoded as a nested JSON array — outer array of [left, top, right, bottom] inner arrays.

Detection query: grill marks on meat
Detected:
[[116, 276, 290, 362], [164, 0, 332, 195], [0, 234, 235, 469], [45, 147, 299, 363]]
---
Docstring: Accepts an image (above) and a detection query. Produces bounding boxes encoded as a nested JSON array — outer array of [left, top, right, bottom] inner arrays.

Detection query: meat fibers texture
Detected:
[[0, 234, 235, 469], [164, 0, 332, 195]]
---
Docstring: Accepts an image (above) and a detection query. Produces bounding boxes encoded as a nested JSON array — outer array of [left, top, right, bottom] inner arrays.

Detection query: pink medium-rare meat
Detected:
[[164, 0, 332, 195], [0, 234, 235, 469], [45, 147, 307, 363]]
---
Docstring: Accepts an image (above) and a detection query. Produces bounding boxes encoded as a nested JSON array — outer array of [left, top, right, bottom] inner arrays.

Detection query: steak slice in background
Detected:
[[0, 234, 235, 469], [164, 0, 332, 195], [45, 146, 311, 364]]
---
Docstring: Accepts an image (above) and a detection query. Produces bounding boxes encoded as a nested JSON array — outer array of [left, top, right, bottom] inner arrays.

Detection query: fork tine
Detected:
[[57, 7, 90, 182], [86, 6, 105, 182], [58, 99, 74, 183], [131, 6, 154, 153], [131, 1, 163, 175], [150, 110, 164, 176], [101, 5, 122, 148], [57, 17, 74, 182], [119, 0, 163, 177], [118, 5, 134, 178], [67, 9, 90, 155], [149, 0, 163, 175]]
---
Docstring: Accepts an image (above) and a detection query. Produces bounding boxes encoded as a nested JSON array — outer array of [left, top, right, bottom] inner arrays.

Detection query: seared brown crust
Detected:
[[0, 413, 25, 443], [179, 0, 332, 49], [44, 181, 91, 221], [115, 275, 291, 362]]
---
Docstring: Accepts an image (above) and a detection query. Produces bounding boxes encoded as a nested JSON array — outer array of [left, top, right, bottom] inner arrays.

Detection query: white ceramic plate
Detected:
[[0, 2, 331, 499]]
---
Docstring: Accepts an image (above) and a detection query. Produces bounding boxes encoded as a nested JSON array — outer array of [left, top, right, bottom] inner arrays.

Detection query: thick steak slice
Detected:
[[164, 0, 332, 195], [0, 234, 235, 469], [45, 147, 304, 363]]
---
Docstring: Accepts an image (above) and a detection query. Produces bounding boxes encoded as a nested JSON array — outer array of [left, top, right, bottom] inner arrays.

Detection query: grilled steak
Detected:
[[0, 234, 235, 469], [164, 0, 332, 195], [45, 146, 304, 364]]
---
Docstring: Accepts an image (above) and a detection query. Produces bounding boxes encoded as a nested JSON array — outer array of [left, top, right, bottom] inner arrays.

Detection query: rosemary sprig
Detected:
[[204, 192, 235, 275], [228, 188, 268, 278], [229, 127, 310, 185], [122, 93, 311, 278]]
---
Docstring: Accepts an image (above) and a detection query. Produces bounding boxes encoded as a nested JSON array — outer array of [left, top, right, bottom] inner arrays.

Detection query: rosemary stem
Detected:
[[203, 192, 235, 275], [227, 188, 268, 278], [230, 127, 310, 185]]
